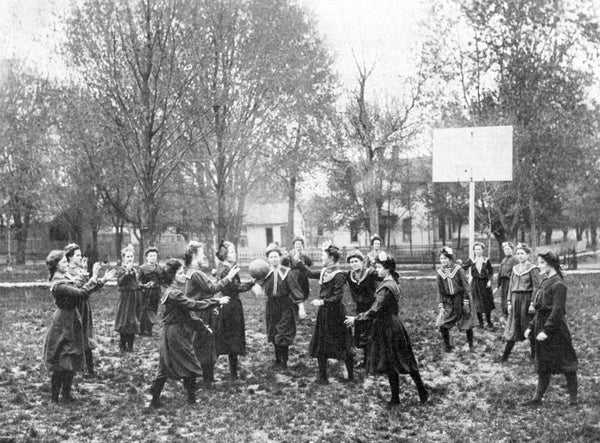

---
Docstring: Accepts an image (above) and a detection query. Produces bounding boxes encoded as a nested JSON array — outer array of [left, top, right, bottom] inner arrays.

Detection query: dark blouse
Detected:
[[50, 275, 99, 310], [356, 280, 399, 320], [436, 265, 470, 303]]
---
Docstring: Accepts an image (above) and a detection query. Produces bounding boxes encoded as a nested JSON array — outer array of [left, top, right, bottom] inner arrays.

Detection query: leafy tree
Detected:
[[0, 59, 56, 264]]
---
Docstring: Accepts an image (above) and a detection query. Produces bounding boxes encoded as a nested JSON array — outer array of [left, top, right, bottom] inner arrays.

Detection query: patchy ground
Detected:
[[0, 274, 599, 442]]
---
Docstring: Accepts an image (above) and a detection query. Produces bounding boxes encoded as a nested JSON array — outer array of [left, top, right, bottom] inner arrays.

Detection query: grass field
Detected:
[[0, 274, 599, 442]]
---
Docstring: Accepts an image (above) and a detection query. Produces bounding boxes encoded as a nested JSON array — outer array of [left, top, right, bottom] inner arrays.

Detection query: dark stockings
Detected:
[[440, 328, 452, 352], [228, 354, 239, 380], [317, 357, 328, 384], [501, 340, 515, 362], [466, 329, 474, 349], [149, 376, 167, 408], [345, 356, 354, 381], [85, 349, 95, 375]]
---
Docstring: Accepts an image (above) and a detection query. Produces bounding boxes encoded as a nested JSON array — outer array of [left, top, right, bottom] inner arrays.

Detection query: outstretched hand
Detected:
[[219, 296, 231, 305], [226, 265, 240, 280], [344, 316, 355, 327]]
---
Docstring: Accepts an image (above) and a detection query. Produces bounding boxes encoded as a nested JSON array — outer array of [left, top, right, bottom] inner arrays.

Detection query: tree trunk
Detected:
[[368, 199, 380, 238], [576, 226, 584, 241], [529, 194, 537, 249], [591, 222, 597, 248], [114, 221, 124, 265], [12, 209, 30, 265], [286, 175, 297, 248], [544, 226, 553, 245]]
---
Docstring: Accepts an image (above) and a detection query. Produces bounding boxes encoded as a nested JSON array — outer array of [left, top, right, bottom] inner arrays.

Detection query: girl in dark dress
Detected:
[[462, 242, 495, 329], [345, 252, 428, 406], [149, 259, 230, 408], [522, 252, 578, 407], [497, 242, 519, 321], [138, 247, 165, 337], [114, 244, 141, 352], [345, 248, 378, 368], [297, 242, 354, 384], [43, 250, 115, 403], [500, 243, 540, 362], [261, 244, 299, 368], [184, 241, 239, 385], [64, 243, 96, 376], [281, 236, 313, 320], [214, 241, 254, 380], [436, 247, 475, 352]]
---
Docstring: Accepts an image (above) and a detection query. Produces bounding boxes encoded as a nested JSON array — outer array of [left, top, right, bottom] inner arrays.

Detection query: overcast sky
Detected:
[[0, 0, 426, 98]]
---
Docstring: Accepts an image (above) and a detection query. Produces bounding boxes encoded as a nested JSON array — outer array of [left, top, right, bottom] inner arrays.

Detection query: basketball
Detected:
[[248, 259, 270, 280]]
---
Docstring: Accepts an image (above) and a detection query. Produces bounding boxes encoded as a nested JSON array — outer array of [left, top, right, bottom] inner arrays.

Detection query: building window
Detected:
[[350, 225, 359, 243], [402, 217, 412, 242], [265, 227, 273, 246]]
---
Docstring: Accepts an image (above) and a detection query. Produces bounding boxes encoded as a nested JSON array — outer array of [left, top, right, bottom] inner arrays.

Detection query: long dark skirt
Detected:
[[216, 297, 246, 356], [471, 280, 495, 314], [438, 292, 475, 331], [368, 316, 419, 375], [192, 307, 219, 365], [114, 290, 141, 334], [354, 301, 373, 348], [531, 311, 578, 375], [266, 295, 296, 347], [504, 291, 533, 341], [157, 323, 203, 379], [140, 287, 161, 332], [44, 308, 85, 372], [309, 302, 353, 361]]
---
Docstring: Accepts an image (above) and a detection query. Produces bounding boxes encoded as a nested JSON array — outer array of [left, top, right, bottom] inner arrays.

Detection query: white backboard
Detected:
[[432, 126, 513, 182]]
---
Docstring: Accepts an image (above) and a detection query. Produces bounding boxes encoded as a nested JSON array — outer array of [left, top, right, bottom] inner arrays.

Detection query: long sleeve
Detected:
[[356, 289, 386, 321], [486, 259, 493, 283], [191, 270, 231, 295], [462, 258, 473, 272], [168, 289, 220, 311], [507, 272, 515, 304], [543, 284, 567, 333], [323, 274, 346, 303], [295, 260, 322, 279], [54, 279, 98, 298], [530, 267, 541, 292]]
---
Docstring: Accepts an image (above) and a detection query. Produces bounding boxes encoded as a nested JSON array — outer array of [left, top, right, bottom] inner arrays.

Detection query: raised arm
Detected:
[[53, 279, 99, 298], [168, 288, 220, 311], [295, 260, 322, 280], [191, 270, 231, 295]]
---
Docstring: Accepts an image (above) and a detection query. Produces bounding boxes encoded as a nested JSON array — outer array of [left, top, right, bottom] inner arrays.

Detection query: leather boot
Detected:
[[228, 354, 239, 380], [274, 345, 282, 366], [466, 329, 474, 351], [440, 328, 452, 352], [410, 371, 429, 403], [184, 377, 197, 404], [566, 372, 578, 406], [50, 372, 63, 403], [85, 349, 95, 376], [345, 356, 354, 382], [149, 377, 167, 408], [61, 371, 76, 402], [316, 358, 328, 384], [387, 371, 400, 406], [127, 334, 135, 352], [501, 341, 515, 362], [280, 346, 289, 369], [119, 334, 127, 353], [202, 364, 215, 386]]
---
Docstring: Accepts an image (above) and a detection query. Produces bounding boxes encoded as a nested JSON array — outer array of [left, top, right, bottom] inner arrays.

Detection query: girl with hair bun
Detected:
[[521, 251, 578, 407], [138, 247, 165, 337], [296, 242, 354, 384], [366, 235, 384, 268], [345, 251, 428, 406], [500, 243, 540, 362], [344, 248, 378, 369], [148, 259, 231, 408], [436, 247, 475, 352], [114, 244, 141, 352], [183, 241, 240, 386], [462, 242, 495, 329], [260, 243, 299, 369], [214, 240, 255, 380], [64, 243, 96, 376], [498, 242, 519, 321], [43, 250, 115, 403]]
